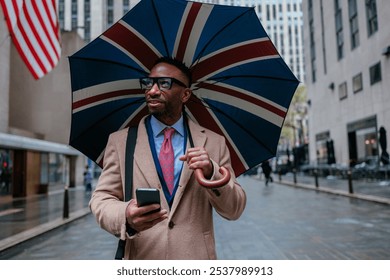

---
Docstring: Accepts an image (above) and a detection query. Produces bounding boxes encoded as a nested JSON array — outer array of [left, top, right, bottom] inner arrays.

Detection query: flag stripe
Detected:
[[23, 1, 54, 67], [34, 1, 61, 63], [17, 9, 48, 73], [0, 0, 61, 79], [1, 1, 42, 78]]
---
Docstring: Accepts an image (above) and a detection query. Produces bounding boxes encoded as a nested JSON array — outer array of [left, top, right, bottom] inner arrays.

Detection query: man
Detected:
[[89, 57, 246, 259], [83, 165, 93, 193], [261, 160, 273, 186]]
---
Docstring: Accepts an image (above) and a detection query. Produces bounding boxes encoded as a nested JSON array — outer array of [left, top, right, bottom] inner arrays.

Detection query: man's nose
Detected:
[[147, 83, 160, 95]]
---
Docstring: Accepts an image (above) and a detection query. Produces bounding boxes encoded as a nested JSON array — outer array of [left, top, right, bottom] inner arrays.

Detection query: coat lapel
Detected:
[[133, 120, 163, 196], [170, 119, 207, 215]]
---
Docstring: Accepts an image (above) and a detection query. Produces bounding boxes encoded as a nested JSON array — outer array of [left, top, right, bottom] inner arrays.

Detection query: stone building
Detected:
[[302, 0, 390, 167]]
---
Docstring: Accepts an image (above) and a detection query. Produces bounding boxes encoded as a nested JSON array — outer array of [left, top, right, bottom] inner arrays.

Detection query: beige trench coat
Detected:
[[89, 116, 246, 259]]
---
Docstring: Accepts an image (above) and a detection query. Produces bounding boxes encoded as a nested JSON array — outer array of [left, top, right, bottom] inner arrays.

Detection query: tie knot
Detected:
[[163, 127, 175, 139]]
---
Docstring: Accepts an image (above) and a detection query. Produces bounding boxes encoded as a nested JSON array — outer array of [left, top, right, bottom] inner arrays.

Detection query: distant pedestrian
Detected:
[[261, 160, 273, 186], [83, 166, 93, 193]]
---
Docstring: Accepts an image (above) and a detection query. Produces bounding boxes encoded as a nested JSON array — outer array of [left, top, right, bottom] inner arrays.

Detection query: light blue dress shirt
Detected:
[[150, 115, 185, 186]]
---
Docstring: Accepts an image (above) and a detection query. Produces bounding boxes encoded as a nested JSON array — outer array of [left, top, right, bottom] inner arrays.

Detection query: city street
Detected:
[[1, 175, 390, 260]]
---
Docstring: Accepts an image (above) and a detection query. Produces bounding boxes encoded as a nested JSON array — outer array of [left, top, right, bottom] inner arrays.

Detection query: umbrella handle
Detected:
[[194, 166, 231, 188]]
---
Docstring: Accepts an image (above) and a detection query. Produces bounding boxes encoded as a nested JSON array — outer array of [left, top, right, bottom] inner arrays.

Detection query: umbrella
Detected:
[[68, 0, 299, 184], [379, 126, 389, 165], [326, 139, 336, 165]]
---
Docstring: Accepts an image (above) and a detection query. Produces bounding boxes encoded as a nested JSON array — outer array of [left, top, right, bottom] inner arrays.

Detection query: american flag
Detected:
[[0, 0, 61, 79]]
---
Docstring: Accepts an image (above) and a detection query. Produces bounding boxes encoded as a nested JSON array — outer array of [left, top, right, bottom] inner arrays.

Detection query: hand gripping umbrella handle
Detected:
[[194, 166, 231, 188]]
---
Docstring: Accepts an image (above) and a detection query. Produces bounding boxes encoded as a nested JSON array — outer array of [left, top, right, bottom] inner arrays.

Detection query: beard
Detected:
[[147, 100, 174, 119], [147, 99, 183, 125]]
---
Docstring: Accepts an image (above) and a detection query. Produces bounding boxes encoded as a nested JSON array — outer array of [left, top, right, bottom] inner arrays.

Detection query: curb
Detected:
[[279, 180, 390, 206], [0, 207, 91, 252]]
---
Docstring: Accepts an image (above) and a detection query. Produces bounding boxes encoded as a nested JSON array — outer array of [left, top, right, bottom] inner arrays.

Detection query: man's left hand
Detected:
[[179, 147, 213, 179]]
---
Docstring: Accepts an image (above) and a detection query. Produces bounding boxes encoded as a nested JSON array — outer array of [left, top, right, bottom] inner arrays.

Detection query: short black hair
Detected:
[[153, 57, 192, 86]]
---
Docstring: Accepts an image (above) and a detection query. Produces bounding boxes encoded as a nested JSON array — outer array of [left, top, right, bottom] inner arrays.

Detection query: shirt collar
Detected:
[[150, 115, 185, 137]]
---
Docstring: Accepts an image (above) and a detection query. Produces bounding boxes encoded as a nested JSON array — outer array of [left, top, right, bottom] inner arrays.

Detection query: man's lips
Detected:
[[147, 99, 164, 107]]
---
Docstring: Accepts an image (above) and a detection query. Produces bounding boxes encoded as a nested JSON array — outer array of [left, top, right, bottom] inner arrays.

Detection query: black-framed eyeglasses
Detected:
[[139, 77, 188, 91]]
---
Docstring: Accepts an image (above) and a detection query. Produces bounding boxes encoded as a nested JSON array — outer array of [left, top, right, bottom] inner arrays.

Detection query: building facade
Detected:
[[58, 0, 139, 42], [0, 4, 87, 197], [302, 0, 390, 167]]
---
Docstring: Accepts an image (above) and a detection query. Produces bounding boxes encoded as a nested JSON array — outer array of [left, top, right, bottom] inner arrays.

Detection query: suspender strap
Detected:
[[114, 126, 138, 260]]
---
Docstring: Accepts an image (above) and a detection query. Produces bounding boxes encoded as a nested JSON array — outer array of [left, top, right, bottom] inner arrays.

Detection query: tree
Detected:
[[280, 84, 308, 148]]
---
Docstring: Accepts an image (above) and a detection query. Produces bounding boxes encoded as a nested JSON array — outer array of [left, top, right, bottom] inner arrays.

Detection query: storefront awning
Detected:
[[0, 132, 81, 156]]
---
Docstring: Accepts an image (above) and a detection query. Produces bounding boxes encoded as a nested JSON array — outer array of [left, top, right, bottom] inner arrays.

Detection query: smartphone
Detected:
[[136, 188, 160, 208]]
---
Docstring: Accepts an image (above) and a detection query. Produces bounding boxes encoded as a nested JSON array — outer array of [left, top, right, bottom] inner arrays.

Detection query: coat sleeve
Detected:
[[206, 135, 246, 221], [89, 132, 128, 239]]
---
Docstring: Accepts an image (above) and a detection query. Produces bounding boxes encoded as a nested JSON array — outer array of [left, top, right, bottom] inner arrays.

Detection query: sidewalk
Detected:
[[0, 185, 91, 252], [1, 174, 389, 254], [274, 172, 390, 205]]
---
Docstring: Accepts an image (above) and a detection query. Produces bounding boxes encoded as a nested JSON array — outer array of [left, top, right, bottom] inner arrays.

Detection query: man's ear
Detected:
[[182, 88, 192, 103]]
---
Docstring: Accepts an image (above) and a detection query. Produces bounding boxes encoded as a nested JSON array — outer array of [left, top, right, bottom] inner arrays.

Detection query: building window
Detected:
[[352, 73, 363, 93], [369, 62, 381, 85], [266, 4, 270, 20], [315, 131, 330, 164], [107, 0, 114, 26], [49, 154, 67, 184], [58, 0, 65, 30], [123, 0, 130, 14], [0, 149, 13, 195], [84, 0, 91, 42], [357, 127, 377, 161], [348, 0, 359, 49], [71, 0, 78, 30], [272, 4, 276, 18], [334, 0, 344, 60], [308, 0, 316, 82], [339, 82, 348, 100], [365, 0, 378, 36]]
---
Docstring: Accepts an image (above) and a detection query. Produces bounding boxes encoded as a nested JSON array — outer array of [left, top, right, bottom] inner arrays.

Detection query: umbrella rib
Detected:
[[151, 0, 169, 57], [187, 98, 276, 156], [71, 98, 145, 143], [191, 7, 254, 68]]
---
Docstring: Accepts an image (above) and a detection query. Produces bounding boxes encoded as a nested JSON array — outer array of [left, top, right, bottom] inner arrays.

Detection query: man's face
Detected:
[[144, 62, 191, 125]]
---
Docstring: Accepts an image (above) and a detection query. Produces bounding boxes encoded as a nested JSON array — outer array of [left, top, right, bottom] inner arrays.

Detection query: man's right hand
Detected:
[[125, 199, 168, 232]]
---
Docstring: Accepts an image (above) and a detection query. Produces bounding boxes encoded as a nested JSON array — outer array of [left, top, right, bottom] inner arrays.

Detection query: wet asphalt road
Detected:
[[1, 175, 390, 260]]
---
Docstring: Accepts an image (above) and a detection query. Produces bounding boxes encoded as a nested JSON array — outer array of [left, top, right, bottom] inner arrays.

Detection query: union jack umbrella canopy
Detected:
[[68, 0, 299, 177]]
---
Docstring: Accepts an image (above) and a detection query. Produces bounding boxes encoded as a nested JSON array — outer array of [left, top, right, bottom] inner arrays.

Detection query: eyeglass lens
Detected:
[[140, 77, 172, 90]]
